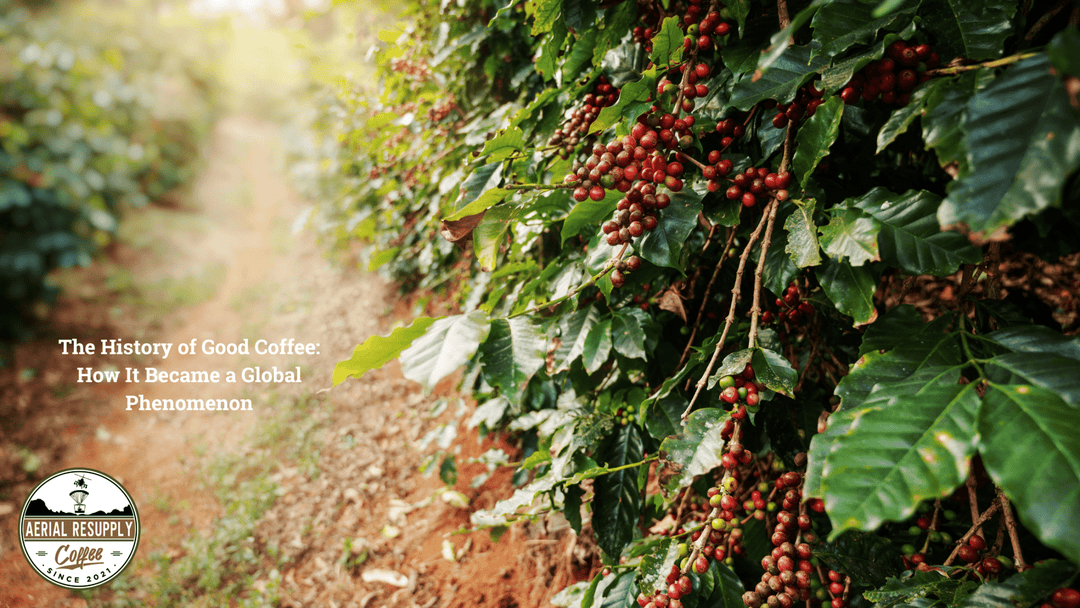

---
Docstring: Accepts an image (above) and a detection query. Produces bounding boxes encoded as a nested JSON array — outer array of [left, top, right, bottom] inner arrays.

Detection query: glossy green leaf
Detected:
[[793, 97, 844, 189], [644, 393, 688, 442], [864, 570, 979, 608], [557, 306, 603, 370], [590, 77, 657, 135], [479, 317, 548, 402], [819, 207, 881, 266], [474, 203, 524, 271], [333, 317, 438, 386], [563, 0, 597, 33], [479, 126, 525, 163], [817, 257, 878, 325], [611, 308, 647, 359], [876, 79, 947, 153], [921, 0, 1015, 61], [538, 20, 569, 81], [453, 163, 503, 217], [525, 0, 561, 35], [941, 55, 1080, 238], [638, 538, 680, 596], [987, 325, 1080, 361], [598, 571, 637, 608], [658, 408, 727, 494], [562, 28, 598, 82], [730, 45, 829, 111], [978, 384, 1080, 565], [699, 558, 747, 608], [594, 424, 644, 559], [852, 188, 983, 276], [751, 348, 797, 398], [858, 305, 939, 356], [1048, 28, 1080, 77], [810, 0, 916, 59], [562, 188, 621, 243], [594, 1, 637, 66], [922, 71, 991, 170], [756, 207, 801, 295], [957, 560, 1078, 608], [582, 316, 613, 374], [723, 0, 751, 38], [813, 530, 904, 588], [650, 17, 685, 66], [785, 198, 822, 268], [400, 311, 491, 391], [987, 352, 1080, 407], [638, 182, 705, 269], [820, 378, 980, 537]]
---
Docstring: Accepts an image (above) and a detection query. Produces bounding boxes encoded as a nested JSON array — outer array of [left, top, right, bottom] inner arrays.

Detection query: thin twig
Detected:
[[998, 490, 1028, 570], [1025, 0, 1071, 40], [748, 198, 782, 347], [678, 226, 739, 370], [943, 499, 1003, 566], [681, 202, 775, 421], [924, 52, 1040, 77], [510, 243, 628, 318]]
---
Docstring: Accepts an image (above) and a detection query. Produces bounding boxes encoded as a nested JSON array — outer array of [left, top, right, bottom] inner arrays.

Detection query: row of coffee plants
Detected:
[[0, 0, 220, 347], [315, 0, 1080, 605]]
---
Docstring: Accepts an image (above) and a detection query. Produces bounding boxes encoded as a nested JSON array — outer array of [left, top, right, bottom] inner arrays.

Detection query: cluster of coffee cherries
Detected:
[[717, 363, 764, 416], [954, 534, 1011, 577], [723, 166, 794, 208], [714, 116, 747, 149], [613, 403, 639, 426], [1042, 588, 1080, 608], [768, 82, 827, 129], [635, 564, 697, 608], [548, 77, 619, 158], [610, 255, 643, 289], [632, 0, 733, 55], [839, 40, 940, 106], [656, 62, 714, 113], [762, 281, 815, 324]]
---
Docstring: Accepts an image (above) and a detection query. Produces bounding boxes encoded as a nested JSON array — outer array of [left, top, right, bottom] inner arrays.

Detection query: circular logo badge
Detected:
[[18, 468, 140, 589]]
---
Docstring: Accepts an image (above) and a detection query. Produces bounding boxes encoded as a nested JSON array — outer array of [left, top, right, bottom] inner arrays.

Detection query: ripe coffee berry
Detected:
[[1051, 589, 1080, 608]]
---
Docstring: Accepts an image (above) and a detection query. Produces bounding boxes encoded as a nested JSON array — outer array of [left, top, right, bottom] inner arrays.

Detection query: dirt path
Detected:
[[0, 115, 588, 608]]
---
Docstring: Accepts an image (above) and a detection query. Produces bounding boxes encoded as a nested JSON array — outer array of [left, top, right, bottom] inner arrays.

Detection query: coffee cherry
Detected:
[[627, 255, 642, 271], [574, 187, 589, 202], [1051, 588, 1080, 608], [967, 535, 987, 551], [590, 185, 606, 201], [957, 545, 979, 564]]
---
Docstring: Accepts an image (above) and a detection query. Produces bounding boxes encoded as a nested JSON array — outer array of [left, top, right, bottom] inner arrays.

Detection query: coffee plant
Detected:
[[0, 0, 219, 347], [316, 0, 1080, 605]]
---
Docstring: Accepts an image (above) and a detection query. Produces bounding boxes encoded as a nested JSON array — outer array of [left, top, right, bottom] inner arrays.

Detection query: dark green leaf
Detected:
[[612, 308, 647, 359], [644, 393, 688, 441], [582, 316, 614, 374], [479, 127, 526, 164], [563, 0, 598, 33], [793, 96, 844, 193], [723, 0, 751, 38], [562, 188, 621, 242], [700, 559, 746, 608], [658, 408, 727, 494], [820, 378, 980, 537], [594, 1, 637, 66], [752, 348, 797, 398], [877, 79, 947, 153], [978, 384, 1080, 565], [599, 571, 637, 608], [650, 16, 685, 66], [920, 0, 1016, 61], [562, 28, 599, 82], [819, 207, 881, 266], [811, 0, 916, 59], [852, 188, 983, 276], [479, 317, 548, 402], [730, 45, 829, 111], [525, 0, 562, 35], [857, 304, 932, 356], [538, 20, 569, 81], [986, 352, 1080, 407], [785, 198, 823, 268], [333, 317, 438, 386], [440, 454, 457, 485], [863, 570, 979, 608], [594, 424, 644, 559], [812, 530, 903, 588], [922, 71, 990, 170], [591, 77, 657, 135], [400, 311, 491, 390], [1048, 28, 1080, 77], [474, 203, 524, 271], [957, 560, 1078, 608], [565, 484, 584, 535], [941, 55, 1080, 238], [638, 182, 705, 269], [817, 257, 878, 325]]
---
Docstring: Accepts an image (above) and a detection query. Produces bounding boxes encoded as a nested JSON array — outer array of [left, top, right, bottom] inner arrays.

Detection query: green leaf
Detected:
[[594, 1, 637, 66], [793, 96, 844, 191], [817, 257, 878, 325], [448, 187, 512, 222], [723, 0, 751, 38], [876, 79, 947, 153], [563, 188, 621, 242], [751, 348, 797, 398], [563, 0, 598, 32], [525, 0, 562, 35], [810, 0, 916, 59], [454, 163, 504, 217], [986, 352, 1080, 408], [940, 55, 1080, 239], [479, 317, 547, 402], [590, 76, 657, 135], [730, 45, 829, 112], [812, 531, 903, 588], [978, 384, 1080, 565], [557, 306, 603, 369], [594, 424, 644, 559], [650, 16, 685, 67], [611, 308, 647, 359], [819, 378, 980, 537], [985, 325, 1080, 361], [562, 28, 599, 82], [658, 408, 727, 494], [922, 71, 991, 170], [819, 207, 881, 266], [638, 538, 681, 596], [538, 20, 569, 81], [699, 560, 746, 608], [638, 184, 705, 269], [400, 311, 491, 391], [474, 203, 522, 271], [333, 317, 438, 386], [710, 348, 755, 388], [920, 0, 1016, 62], [479, 127, 526, 164], [644, 393, 688, 442], [785, 198, 822, 268], [864, 570, 980, 608], [470, 475, 559, 527], [598, 571, 637, 608], [1048, 28, 1080, 77], [565, 484, 584, 535], [852, 188, 983, 276], [582, 316, 613, 374], [958, 560, 1078, 608]]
